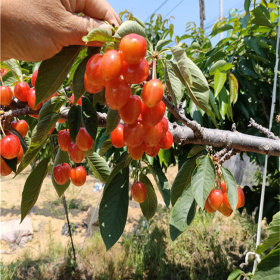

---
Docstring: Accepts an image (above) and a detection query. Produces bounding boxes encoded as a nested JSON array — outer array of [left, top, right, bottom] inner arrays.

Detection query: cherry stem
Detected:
[[152, 58, 157, 80], [0, 119, 6, 137]]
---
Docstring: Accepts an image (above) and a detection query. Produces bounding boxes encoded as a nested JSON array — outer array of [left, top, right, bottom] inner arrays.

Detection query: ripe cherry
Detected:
[[118, 95, 141, 124], [204, 199, 215, 213], [111, 124, 125, 148], [31, 69, 38, 87], [218, 180, 227, 193], [142, 143, 160, 157], [119, 34, 147, 64], [70, 166, 87, 186], [128, 145, 144, 160], [160, 117, 169, 138], [158, 130, 173, 150], [145, 122, 163, 147], [218, 202, 233, 217], [236, 187, 245, 208], [85, 53, 106, 87], [68, 142, 84, 163], [141, 101, 165, 126], [48, 125, 56, 135], [101, 50, 122, 82], [58, 130, 71, 152], [142, 79, 163, 108], [131, 182, 146, 203], [84, 73, 103, 94], [1, 68, 8, 77], [123, 119, 146, 147], [53, 163, 71, 185], [207, 189, 224, 210], [76, 127, 93, 151], [69, 95, 82, 106], [14, 82, 30, 102], [0, 86, 13, 106], [0, 156, 13, 176], [0, 134, 21, 159], [105, 77, 130, 110], [17, 145, 24, 164], [122, 59, 149, 84], [27, 88, 43, 110], [11, 120, 28, 138]]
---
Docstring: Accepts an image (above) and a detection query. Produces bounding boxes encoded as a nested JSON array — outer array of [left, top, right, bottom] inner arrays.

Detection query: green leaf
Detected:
[[256, 211, 280, 254], [2, 156, 17, 173], [229, 73, 238, 104], [164, 61, 182, 107], [38, 96, 66, 121], [210, 24, 233, 37], [114, 21, 146, 39], [214, 70, 227, 97], [170, 186, 196, 241], [252, 5, 274, 28], [191, 155, 216, 208], [209, 91, 221, 119], [35, 45, 83, 105], [68, 105, 81, 143], [209, 60, 233, 75], [92, 89, 106, 106], [244, 0, 251, 14], [5, 59, 22, 82], [171, 45, 210, 113], [82, 28, 113, 44], [244, 36, 261, 55], [227, 269, 243, 280], [171, 156, 197, 206], [21, 157, 50, 222], [155, 39, 172, 52], [221, 167, 238, 210], [218, 86, 229, 120], [254, 245, 280, 280], [86, 152, 110, 183], [1, 71, 18, 86], [105, 109, 120, 136], [238, 59, 260, 79], [158, 148, 170, 167], [52, 149, 70, 197], [188, 145, 205, 158], [149, 165, 170, 208], [100, 139, 113, 157], [139, 173, 157, 221], [99, 168, 129, 250], [82, 97, 98, 141], [240, 13, 250, 29]]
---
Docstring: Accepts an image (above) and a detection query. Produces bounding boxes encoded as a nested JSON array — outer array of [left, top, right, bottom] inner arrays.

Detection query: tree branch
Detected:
[[248, 118, 279, 140]]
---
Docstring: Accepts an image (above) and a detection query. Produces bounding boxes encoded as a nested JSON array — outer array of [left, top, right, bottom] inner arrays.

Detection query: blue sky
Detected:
[[110, 0, 252, 44]]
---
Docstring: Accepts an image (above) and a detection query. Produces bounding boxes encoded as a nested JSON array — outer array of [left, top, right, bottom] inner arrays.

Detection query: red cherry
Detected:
[[122, 59, 149, 84], [27, 88, 43, 110], [69, 94, 82, 106], [160, 117, 169, 138], [142, 79, 163, 108], [223, 192, 232, 210], [123, 119, 146, 147], [119, 34, 147, 64], [110, 124, 125, 148], [218, 202, 233, 217], [76, 127, 93, 151], [158, 130, 173, 150], [207, 189, 224, 210], [58, 130, 71, 152], [84, 73, 103, 94], [48, 125, 56, 135], [101, 50, 122, 82], [85, 53, 106, 87], [142, 142, 160, 157], [68, 142, 84, 163], [128, 145, 144, 160], [11, 120, 28, 138], [70, 166, 87, 186], [0, 134, 21, 159], [145, 122, 163, 147], [1, 68, 8, 77], [53, 163, 71, 185], [0, 156, 13, 176], [14, 82, 30, 102], [118, 95, 141, 124], [219, 180, 227, 193], [204, 199, 215, 213], [105, 77, 131, 110], [141, 101, 165, 126], [31, 69, 38, 87], [237, 187, 245, 208], [131, 182, 146, 203], [0, 86, 13, 106], [17, 145, 24, 164]]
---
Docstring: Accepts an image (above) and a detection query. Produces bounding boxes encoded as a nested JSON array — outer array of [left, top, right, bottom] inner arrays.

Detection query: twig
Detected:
[[248, 118, 279, 140], [220, 149, 240, 164], [214, 147, 229, 159]]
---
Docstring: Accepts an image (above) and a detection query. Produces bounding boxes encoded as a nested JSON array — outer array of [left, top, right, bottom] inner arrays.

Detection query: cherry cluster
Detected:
[[84, 33, 173, 160], [204, 180, 245, 217]]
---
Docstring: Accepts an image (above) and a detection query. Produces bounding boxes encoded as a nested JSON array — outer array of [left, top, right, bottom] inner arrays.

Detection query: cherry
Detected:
[[70, 166, 87, 186], [84, 73, 103, 94], [207, 189, 224, 210], [58, 130, 71, 152], [142, 142, 160, 157], [141, 101, 165, 126], [68, 142, 84, 163], [160, 117, 169, 138], [122, 59, 149, 84], [17, 145, 24, 164], [69, 94, 82, 106], [158, 130, 173, 150], [131, 182, 146, 203], [0, 157, 12, 176], [236, 187, 245, 208], [27, 88, 43, 110], [110, 124, 125, 148], [204, 199, 215, 213], [123, 119, 146, 147], [218, 202, 233, 217], [142, 79, 163, 108], [31, 69, 38, 87], [0, 134, 21, 159], [218, 180, 227, 193], [1, 68, 8, 77], [119, 34, 147, 64], [85, 53, 106, 87], [145, 122, 163, 147], [101, 50, 122, 82], [0, 86, 13, 106], [11, 119, 28, 138], [14, 82, 30, 102], [118, 95, 141, 124], [48, 125, 56, 135], [105, 77, 130, 110], [128, 145, 144, 160], [76, 127, 93, 151], [53, 163, 71, 185]]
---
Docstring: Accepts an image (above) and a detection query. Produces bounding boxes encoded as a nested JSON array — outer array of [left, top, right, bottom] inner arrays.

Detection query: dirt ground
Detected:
[[0, 165, 178, 265]]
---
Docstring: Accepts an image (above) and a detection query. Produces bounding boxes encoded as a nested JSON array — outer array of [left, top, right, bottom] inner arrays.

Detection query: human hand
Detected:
[[1, 0, 120, 62]]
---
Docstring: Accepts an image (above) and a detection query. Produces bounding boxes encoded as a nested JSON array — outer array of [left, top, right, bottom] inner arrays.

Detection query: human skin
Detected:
[[1, 0, 120, 62]]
